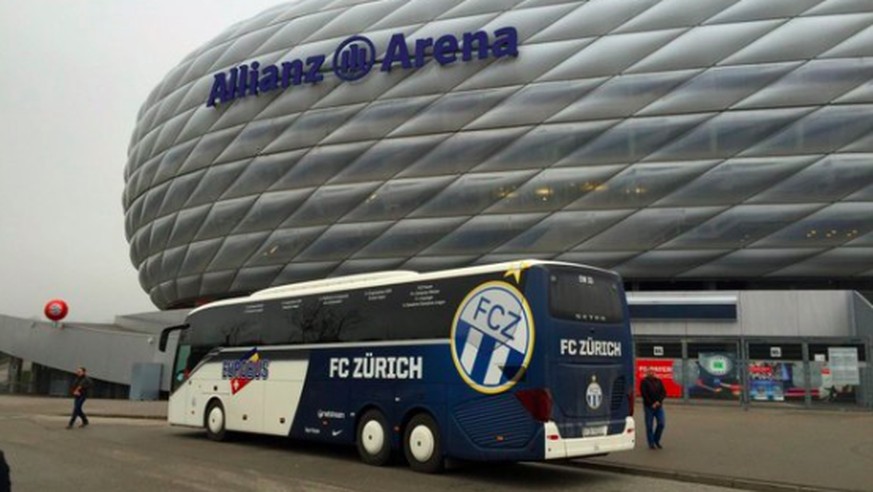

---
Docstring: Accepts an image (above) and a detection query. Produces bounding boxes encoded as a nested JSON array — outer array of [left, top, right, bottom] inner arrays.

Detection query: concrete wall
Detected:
[[631, 291, 855, 338]]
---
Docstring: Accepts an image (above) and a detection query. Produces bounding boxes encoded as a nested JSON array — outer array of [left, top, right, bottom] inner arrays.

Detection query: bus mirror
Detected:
[[158, 324, 188, 352]]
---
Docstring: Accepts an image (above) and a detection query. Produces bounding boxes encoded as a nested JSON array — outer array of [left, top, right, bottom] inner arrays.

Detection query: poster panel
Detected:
[[635, 358, 682, 398], [747, 362, 797, 401], [828, 347, 860, 386]]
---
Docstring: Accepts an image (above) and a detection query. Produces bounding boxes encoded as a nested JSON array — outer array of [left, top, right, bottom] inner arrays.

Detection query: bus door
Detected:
[[536, 266, 633, 439]]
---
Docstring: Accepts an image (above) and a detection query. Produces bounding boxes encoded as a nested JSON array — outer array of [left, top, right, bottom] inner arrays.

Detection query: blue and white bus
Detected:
[[163, 260, 635, 472]]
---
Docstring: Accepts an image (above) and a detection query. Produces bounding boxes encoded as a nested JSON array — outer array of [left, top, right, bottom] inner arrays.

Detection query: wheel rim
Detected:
[[408, 424, 435, 463], [361, 420, 385, 455], [208, 407, 224, 434]]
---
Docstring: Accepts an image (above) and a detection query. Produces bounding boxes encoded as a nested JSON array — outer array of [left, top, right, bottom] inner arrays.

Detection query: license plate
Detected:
[[582, 425, 607, 438]]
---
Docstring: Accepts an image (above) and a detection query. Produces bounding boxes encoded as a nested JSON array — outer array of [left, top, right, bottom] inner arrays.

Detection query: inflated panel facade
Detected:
[[124, 0, 873, 308]]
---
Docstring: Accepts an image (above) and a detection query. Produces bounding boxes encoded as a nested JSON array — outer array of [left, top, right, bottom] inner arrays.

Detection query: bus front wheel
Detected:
[[404, 413, 444, 473], [356, 409, 391, 466], [205, 400, 226, 442]]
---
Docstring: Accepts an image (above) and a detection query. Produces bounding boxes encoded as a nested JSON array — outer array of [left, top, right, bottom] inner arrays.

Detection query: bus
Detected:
[[161, 260, 635, 472]]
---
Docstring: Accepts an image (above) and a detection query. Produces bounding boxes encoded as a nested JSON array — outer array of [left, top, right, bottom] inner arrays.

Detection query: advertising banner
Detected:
[[687, 352, 742, 399], [635, 359, 682, 398], [747, 362, 794, 401]]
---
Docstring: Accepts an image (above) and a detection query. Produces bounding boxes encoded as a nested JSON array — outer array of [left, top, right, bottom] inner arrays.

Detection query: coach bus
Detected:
[[161, 260, 635, 472]]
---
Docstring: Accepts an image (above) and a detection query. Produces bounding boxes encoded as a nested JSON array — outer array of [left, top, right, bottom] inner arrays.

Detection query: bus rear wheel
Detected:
[[356, 409, 391, 466], [404, 413, 444, 473], [205, 400, 226, 442]]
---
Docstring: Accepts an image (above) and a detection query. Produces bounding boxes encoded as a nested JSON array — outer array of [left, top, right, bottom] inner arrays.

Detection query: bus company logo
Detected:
[[333, 36, 376, 81], [222, 348, 270, 395], [586, 376, 603, 410], [450, 281, 534, 394], [206, 26, 518, 107]]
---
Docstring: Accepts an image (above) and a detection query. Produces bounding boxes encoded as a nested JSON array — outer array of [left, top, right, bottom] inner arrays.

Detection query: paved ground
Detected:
[[1, 396, 871, 492], [0, 410, 730, 492], [582, 403, 873, 492]]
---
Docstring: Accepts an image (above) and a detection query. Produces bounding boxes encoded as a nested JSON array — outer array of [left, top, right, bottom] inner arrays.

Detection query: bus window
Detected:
[[549, 269, 623, 323], [172, 343, 191, 392]]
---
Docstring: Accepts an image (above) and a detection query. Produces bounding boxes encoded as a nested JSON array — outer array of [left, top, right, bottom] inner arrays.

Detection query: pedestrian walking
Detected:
[[67, 367, 93, 429], [640, 368, 666, 449]]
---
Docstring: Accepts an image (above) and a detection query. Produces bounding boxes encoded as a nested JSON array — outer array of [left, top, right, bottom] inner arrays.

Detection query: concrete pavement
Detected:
[[579, 402, 873, 492], [1, 395, 870, 491]]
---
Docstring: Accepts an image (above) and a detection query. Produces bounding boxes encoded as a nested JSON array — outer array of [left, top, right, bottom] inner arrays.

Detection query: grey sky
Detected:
[[0, 0, 283, 322]]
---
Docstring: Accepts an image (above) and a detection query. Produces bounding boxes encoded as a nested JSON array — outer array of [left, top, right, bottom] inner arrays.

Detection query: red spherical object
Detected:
[[44, 299, 69, 322]]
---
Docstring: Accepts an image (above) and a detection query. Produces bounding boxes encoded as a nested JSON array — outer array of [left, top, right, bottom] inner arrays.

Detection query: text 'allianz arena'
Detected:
[[124, 0, 873, 309]]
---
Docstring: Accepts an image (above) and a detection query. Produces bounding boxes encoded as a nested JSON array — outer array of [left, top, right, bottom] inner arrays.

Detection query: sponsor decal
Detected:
[[222, 348, 270, 395], [317, 410, 346, 420], [560, 338, 623, 357], [304, 427, 321, 435], [206, 27, 518, 107], [450, 280, 534, 394], [586, 375, 603, 410], [328, 354, 423, 380]]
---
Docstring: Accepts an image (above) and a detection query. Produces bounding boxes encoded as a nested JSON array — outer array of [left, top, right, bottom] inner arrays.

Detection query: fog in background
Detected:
[[0, 0, 284, 322]]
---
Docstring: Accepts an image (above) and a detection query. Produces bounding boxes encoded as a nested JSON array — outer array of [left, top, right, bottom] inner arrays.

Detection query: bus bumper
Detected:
[[543, 417, 635, 459]]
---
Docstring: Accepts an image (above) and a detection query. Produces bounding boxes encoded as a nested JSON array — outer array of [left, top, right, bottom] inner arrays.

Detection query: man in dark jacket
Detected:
[[67, 367, 93, 429], [0, 449, 10, 492], [640, 368, 666, 449]]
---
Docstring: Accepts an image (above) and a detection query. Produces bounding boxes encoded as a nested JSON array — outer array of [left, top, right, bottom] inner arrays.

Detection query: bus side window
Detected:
[[174, 344, 192, 386]]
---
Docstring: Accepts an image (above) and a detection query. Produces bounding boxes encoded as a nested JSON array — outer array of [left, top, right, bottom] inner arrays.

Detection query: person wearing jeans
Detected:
[[67, 367, 93, 429], [640, 368, 666, 449]]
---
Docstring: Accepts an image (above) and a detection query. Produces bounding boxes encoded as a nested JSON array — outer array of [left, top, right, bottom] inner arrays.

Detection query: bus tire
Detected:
[[404, 413, 444, 473], [356, 409, 391, 466], [205, 400, 226, 442]]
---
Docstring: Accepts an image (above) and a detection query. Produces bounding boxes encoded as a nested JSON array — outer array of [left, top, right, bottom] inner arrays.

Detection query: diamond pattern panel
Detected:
[[124, 0, 873, 308]]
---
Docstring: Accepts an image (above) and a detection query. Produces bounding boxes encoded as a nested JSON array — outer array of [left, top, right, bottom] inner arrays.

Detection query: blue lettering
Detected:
[[235, 64, 249, 98], [261, 360, 270, 379], [305, 55, 325, 83], [487, 304, 506, 331], [501, 310, 522, 339], [248, 61, 260, 96], [282, 60, 304, 87], [258, 65, 280, 93], [206, 27, 519, 107], [414, 38, 433, 68], [227, 68, 239, 103], [207, 73, 231, 107], [492, 27, 519, 58], [462, 31, 490, 61], [474, 296, 491, 321], [381, 33, 412, 72], [433, 35, 458, 65]]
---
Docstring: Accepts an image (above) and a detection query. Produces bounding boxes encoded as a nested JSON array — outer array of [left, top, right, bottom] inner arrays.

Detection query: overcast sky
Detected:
[[0, 0, 284, 322]]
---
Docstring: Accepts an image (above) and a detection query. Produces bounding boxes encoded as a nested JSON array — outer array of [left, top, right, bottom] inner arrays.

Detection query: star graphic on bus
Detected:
[[503, 261, 530, 284]]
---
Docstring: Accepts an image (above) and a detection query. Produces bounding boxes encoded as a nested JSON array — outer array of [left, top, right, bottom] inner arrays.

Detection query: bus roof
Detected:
[[187, 259, 611, 316]]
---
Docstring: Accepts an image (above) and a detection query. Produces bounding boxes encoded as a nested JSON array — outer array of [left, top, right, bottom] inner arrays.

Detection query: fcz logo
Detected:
[[450, 281, 534, 394]]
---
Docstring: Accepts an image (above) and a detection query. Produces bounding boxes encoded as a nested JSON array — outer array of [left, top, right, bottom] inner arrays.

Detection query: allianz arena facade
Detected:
[[124, 0, 873, 309]]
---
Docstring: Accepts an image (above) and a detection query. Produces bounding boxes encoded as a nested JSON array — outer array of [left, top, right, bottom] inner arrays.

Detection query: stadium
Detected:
[[123, 0, 873, 309]]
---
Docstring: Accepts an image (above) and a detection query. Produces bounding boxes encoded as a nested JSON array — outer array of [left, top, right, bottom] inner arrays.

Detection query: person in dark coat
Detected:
[[0, 449, 10, 492], [67, 367, 93, 429], [640, 368, 667, 449]]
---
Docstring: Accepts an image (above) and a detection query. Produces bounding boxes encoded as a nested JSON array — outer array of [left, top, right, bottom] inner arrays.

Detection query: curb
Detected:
[[565, 460, 863, 492]]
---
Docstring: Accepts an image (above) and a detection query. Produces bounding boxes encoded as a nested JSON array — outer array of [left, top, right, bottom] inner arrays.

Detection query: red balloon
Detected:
[[44, 299, 69, 322]]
